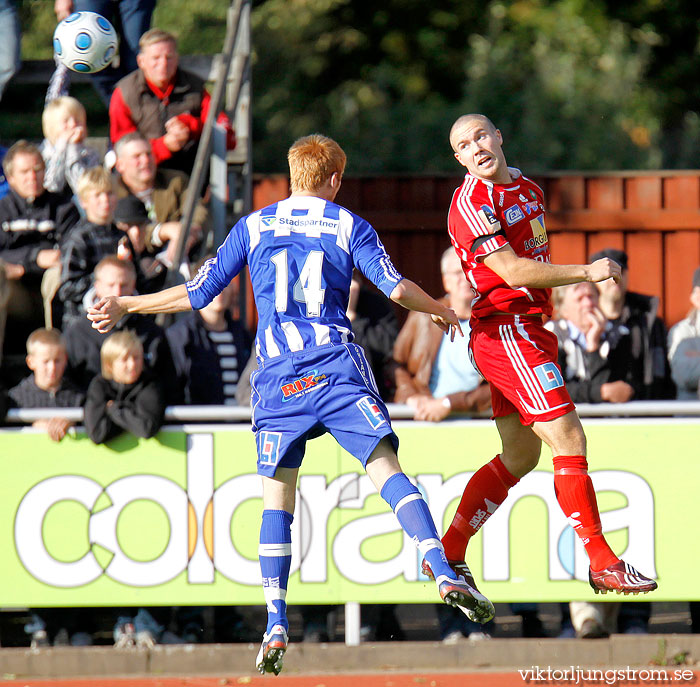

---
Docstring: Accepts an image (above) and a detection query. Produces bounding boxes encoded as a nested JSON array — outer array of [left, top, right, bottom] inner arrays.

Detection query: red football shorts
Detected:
[[469, 314, 575, 425]]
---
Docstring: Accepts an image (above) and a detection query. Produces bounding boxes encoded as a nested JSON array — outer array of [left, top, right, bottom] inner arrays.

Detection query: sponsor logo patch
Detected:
[[523, 215, 548, 250], [534, 362, 564, 391], [280, 369, 328, 401], [357, 396, 387, 430], [261, 216, 277, 226], [477, 205, 501, 234], [504, 204, 525, 225], [259, 431, 282, 466]]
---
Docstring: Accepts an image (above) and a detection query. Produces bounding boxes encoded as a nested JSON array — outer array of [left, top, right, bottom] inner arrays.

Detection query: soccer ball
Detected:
[[53, 11, 118, 74]]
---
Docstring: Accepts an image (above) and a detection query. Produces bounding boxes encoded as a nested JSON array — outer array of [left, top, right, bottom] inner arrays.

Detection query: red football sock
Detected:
[[552, 455, 619, 571], [442, 454, 519, 562]]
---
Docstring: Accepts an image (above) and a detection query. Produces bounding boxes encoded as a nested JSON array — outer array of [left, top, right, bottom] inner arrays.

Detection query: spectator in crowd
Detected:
[[0, 264, 8, 403], [83, 332, 171, 647], [392, 247, 491, 420], [114, 132, 207, 270], [166, 266, 251, 405], [546, 282, 647, 638], [668, 266, 700, 400], [113, 194, 168, 292], [10, 327, 90, 648], [0, 141, 81, 344], [54, 0, 156, 107], [40, 96, 101, 197], [109, 28, 235, 175], [591, 248, 674, 400], [57, 167, 118, 318], [84, 329, 165, 444], [546, 282, 636, 404], [64, 255, 178, 400], [0, 260, 9, 367], [0, 144, 9, 199], [58, 167, 138, 329], [0, 0, 20, 102], [0, 142, 80, 274], [8, 328, 85, 442], [347, 269, 400, 401], [392, 248, 496, 641]]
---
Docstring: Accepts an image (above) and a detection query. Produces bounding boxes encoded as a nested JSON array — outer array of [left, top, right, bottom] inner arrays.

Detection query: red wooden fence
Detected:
[[252, 172, 700, 329]]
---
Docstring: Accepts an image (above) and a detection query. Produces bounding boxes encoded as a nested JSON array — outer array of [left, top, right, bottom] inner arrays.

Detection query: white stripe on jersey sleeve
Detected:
[[457, 177, 489, 236], [264, 327, 281, 358], [281, 321, 304, 351], [336, 208, 353, 254], [247, 213, 261, 250], [379, 254, 402, 283], [336, 325, 352, 344], [311, 322, 331, 347]]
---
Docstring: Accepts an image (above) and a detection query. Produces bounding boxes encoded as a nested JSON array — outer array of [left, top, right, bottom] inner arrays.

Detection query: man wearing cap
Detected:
[[667, 267, 700, 400], [113, 194, 168, 293], [591, 247, 674, 400]]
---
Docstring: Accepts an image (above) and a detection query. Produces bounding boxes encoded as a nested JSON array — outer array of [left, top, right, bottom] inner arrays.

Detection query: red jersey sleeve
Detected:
[[449, 179, 509, 261]]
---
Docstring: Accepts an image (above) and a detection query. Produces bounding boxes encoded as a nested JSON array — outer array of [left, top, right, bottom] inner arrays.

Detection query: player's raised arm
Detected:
[[389, 278, 463, 340], [483, 245, 622, 290], [87, 284, 192, 333]]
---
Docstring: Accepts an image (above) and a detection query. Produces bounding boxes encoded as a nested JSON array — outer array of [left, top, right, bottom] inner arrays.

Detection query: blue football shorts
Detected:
[[250, 343, 399, 476]]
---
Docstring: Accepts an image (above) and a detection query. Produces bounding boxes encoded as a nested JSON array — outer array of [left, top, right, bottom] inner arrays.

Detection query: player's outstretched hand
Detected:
[[431, 308, 463, 342], [586, 258, 622, 284], [87, 296, 126, 334]]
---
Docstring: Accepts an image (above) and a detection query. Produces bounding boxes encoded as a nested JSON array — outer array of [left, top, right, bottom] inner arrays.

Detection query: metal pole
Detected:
[[164, 0, 247, 289]]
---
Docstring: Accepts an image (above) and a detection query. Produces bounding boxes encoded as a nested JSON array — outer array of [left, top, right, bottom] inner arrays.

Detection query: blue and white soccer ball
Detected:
[[53, 11, 118, 74]]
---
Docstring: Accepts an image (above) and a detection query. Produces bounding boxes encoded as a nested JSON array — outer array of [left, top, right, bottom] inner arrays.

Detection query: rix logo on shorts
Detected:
[[280, 369, 328, 401]]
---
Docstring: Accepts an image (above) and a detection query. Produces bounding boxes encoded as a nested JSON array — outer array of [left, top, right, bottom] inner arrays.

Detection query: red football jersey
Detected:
[[448, 168, 553, 319]]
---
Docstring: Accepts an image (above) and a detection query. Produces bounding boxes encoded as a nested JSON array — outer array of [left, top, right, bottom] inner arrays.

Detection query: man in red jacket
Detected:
[[109, 28, 235, 175]]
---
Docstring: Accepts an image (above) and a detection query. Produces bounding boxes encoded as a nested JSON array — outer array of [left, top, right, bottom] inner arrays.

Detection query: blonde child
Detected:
[[57, 167, 137, 328], [40, 96, 101, 195], [8, 328, 85, 442], [84, 330, 165, 444]]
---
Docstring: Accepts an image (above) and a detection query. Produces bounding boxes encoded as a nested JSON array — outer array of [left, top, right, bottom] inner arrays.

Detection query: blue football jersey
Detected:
[[186, 196, 403, 361]]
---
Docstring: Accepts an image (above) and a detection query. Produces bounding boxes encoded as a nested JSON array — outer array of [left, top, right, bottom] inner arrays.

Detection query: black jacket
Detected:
[[165, 311, 251, 405], [547, 318, 636, 403], [64, 312, 180, 402], [0, 188, 80, 273], [8, 374, 85, 408], [58, 219, 139, 326], [84, 372, 165, 444], [616, 291, 675, 400]]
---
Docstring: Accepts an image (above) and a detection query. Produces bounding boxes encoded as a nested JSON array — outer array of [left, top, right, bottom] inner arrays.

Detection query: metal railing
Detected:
[[6, 400, 700, 424]]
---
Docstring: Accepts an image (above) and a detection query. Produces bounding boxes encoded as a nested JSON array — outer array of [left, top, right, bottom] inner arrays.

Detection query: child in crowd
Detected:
[[9, 328, 88, 647], [40, 96, 101, 196], [58, 167, 138, 329], [84, 330, 165, 445], [8, 328, 85, 442]]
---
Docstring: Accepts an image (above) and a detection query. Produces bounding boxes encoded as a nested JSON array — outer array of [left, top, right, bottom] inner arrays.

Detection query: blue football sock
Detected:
[[259, 509, 293, 633], [380, 473, 453, 580]]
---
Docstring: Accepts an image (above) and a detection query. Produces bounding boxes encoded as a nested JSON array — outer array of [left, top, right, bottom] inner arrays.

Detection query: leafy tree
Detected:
[[459, 0, 662, 172], [251, 0, 665, 172]]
